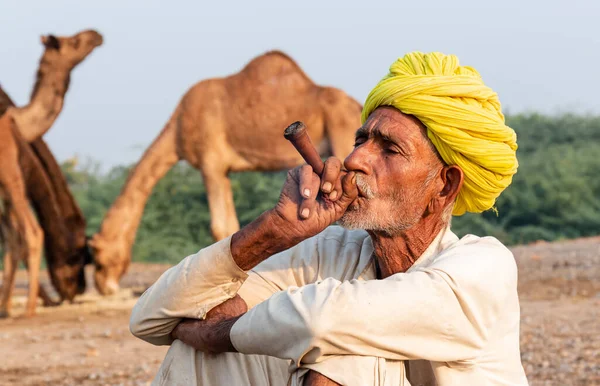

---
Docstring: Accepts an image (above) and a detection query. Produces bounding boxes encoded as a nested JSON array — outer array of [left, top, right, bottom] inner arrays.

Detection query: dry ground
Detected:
[[1, 236, 599, 385]]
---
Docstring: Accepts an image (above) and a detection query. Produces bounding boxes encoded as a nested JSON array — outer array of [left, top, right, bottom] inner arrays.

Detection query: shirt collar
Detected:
[[407, 224, 458, 272], [360, 224, 459, 279]]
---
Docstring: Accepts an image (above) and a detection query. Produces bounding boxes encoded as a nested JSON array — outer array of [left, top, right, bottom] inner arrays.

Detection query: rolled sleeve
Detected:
[[129, 235, 248, 346]]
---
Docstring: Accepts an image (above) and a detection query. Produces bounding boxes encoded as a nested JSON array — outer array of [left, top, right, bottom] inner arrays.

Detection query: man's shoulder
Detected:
[[434, 232, 518, 289], [451, 233, 513, 255]]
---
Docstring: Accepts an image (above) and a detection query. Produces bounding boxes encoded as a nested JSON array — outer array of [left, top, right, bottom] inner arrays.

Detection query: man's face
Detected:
[[339, 107, 444, 234]]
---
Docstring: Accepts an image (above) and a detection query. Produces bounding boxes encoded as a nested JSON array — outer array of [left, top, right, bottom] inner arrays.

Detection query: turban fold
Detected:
[[362, 52, 518, 216]]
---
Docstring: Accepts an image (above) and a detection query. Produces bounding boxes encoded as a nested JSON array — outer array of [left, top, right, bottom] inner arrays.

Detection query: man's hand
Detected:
[[231, 157, 358, 270], [171, 295, 247, 354], [272, 157, 358, 243]]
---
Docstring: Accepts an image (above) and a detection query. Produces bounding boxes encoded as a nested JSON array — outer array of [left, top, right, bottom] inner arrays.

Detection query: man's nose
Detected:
[[343, 144, 374, 175]]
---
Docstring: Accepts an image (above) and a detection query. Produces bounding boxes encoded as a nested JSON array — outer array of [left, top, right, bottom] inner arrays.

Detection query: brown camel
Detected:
[[0, 87, 91, 307], [89, 50, 363, 295], [0, 30, 102, 317]]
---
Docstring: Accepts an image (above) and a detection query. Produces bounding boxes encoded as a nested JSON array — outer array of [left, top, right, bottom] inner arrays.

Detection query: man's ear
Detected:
[[440, 165, 463, 204], [426, 165, 463, 216], [41, 35, 60, 50]]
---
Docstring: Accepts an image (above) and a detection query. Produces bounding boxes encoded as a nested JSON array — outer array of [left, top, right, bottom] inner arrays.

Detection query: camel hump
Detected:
[[237, 50, 315, 84]]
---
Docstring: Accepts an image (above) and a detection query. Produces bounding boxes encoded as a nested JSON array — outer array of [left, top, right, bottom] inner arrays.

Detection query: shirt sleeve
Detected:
[[129, 233, 322, 346], [229, 239, 518, 365]]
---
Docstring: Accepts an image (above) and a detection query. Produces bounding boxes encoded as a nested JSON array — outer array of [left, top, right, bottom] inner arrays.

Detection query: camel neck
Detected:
[[96, 128, 179, 248], [11, 57, 71, 141]]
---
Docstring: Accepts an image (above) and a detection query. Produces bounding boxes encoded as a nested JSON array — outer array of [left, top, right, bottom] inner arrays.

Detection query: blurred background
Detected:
[[1, 1, 599, 385]]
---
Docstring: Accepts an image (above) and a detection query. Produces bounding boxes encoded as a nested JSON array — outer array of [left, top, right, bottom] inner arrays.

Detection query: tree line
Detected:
[[54, 112, 600, 264]]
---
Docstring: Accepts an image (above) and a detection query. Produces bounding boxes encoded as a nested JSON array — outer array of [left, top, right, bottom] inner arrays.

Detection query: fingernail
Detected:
[[329, 190, 338, 200], [301, 208, 310, 218], [322, 182, 332, 192], [351, 173, 356, 184], [303, 188, 311, 198]]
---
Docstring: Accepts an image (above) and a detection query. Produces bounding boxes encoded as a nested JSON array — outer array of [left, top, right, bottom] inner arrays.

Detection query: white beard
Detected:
[[338, 175, 421, 235]]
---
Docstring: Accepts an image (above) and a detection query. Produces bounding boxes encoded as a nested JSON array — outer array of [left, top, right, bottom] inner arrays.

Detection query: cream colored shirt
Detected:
[[130, 226, 528, 385]]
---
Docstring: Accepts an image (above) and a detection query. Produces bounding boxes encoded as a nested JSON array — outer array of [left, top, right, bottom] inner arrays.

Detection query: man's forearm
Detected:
[[129, 236, 248, 345], [172, 315, 243, 354], [230, 210, 296, 270], [304, 370, 342, 386]]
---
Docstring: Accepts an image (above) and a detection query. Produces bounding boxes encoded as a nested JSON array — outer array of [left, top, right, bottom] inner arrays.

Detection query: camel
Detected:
[[0, 87, 92, 306], [89, 50, 363, 295], [0, 29, 102, 317]]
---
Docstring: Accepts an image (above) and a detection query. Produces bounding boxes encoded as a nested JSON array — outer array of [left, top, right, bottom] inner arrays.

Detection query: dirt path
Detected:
[[1, 236, 599, 385]]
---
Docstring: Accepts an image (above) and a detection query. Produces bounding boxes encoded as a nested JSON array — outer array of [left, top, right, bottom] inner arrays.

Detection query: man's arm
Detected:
[[128, 233, 249, 346], [304, 371, 342, 386], [128, 210, 322, 346], [230, 240, 517, 365], [130, 160, 358, 346]]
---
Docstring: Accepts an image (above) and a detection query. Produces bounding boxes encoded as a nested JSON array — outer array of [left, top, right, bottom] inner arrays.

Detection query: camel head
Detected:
[[40, 29, 103, 69], [88, 234, 130, 296], [46, 241, 93, 302]]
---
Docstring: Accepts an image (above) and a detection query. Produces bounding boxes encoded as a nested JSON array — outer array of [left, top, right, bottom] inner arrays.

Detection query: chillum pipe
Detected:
[[284, 121, 325, 175]]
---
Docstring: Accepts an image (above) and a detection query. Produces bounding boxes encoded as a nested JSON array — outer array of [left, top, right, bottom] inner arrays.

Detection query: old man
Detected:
[[130, 52, 528, 385]]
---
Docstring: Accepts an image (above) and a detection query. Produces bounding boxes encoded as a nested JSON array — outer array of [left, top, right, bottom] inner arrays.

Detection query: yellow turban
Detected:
[[362, 52, 518, 216]]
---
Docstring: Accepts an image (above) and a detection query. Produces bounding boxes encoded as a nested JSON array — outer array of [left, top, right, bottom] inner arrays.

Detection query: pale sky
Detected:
[[1, 0, 598, 171]]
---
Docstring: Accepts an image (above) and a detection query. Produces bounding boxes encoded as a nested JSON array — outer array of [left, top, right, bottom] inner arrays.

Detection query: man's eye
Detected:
[[354, 138, 366, 147]]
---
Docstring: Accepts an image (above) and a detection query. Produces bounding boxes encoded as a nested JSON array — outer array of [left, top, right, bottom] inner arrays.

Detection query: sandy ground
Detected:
[[1, 236, 599, 386]]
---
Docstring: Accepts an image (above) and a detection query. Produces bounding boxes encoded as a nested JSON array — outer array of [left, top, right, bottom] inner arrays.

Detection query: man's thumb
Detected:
[[337, 171, 359, 208]]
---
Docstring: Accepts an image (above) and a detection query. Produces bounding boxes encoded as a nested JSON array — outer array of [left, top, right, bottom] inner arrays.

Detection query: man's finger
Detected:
[[298, 165, 315, 199], [336, 171, 358, 208], [328, 171, 345, 202], [298, 165, 319, 219], [320, 157, 342, 194]]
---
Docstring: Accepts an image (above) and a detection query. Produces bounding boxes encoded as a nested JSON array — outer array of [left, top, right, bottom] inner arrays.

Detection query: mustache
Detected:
[[354, 174, 375, 199]]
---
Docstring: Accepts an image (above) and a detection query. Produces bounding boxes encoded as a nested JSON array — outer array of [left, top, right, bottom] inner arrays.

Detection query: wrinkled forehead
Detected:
[[357, 106, 428, 142]]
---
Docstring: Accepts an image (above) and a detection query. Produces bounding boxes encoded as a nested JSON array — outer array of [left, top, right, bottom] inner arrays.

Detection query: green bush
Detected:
[[8, 112, 598, 266]]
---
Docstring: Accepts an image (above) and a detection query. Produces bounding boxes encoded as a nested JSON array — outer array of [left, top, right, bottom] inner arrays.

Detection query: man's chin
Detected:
[[338, 204, 415, 235]]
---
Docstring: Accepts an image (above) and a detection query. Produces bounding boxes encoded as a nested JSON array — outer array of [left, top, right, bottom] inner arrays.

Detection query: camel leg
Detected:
[[0, 252, 51, 316], [0, 251, 17, 318], [0, 154, 44, 317], [202, 168, 240, 241], [23, 216, 43, 317], [20, 257, 59, 307], [223, 175, 240, 237]]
